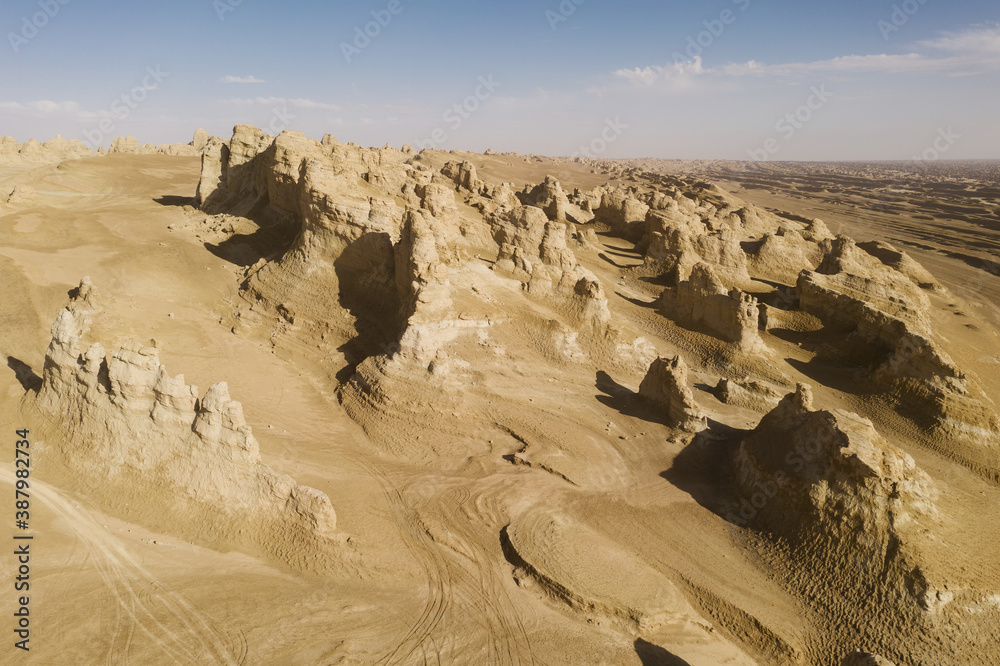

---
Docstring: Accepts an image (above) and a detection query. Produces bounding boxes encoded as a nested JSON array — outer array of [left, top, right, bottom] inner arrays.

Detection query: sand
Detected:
[[1, 144, 998, 666]]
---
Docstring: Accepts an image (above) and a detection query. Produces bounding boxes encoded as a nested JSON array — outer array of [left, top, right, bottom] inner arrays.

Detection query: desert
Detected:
[[2, 3, 999, 665], [1, 125, 998, 665]]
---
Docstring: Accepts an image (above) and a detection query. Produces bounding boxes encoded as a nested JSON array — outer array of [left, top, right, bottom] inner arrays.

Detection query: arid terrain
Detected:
[[1, 130, 999, 666]]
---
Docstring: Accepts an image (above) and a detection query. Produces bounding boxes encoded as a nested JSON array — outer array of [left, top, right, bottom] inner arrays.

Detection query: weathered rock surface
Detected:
[[0, 134, 96, 163], [596, 187, 649, 240], [638, 356, 706, 432], [394, 210, 456, 364], [857, 240, 944, 293], [733, 384, 939, 541], [489, 205, 610, 325], [646, 224, 751, 286], [517, 175, 592, 224], [797, 237, 999, 442], [731, 384, 950, 613], [33, 280, 338, 567], [659, 263, 764, 352], [441, 159, 485, 195], [745, 228, 824, 285], [713, 377, 782, 412]]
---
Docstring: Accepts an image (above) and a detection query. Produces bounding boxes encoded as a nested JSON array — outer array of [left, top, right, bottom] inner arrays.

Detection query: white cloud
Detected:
[[0, 100, 83, 115], [920, 23, 1000, 57], [220, 97, 341, 112], [615, 24, 1000, 88], [219, 75, 266, 84], [614, 57, 707, 90]]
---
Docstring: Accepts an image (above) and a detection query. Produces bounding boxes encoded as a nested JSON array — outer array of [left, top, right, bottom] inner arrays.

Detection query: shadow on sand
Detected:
[[634, 638, 692, 665], [7, 357, 41, 391]]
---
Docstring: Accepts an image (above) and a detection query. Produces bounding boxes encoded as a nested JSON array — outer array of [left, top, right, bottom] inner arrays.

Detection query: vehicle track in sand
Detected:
[[352, 457, 541, 665], [0, 466, 246, 665]]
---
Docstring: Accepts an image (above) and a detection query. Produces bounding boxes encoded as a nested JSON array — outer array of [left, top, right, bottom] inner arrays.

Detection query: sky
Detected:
[[0, 0, 997, 160]]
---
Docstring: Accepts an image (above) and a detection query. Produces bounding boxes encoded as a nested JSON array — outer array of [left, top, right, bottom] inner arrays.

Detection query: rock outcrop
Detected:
[[394, 210, 456, 364], [109, 136, 142, 154], [33, 280, 338, 568], [595, 188, 649, 240], [489, 205, 610, 325], [659, 263, 764, 352], [517, 175, 592, 224], [105, 135, 199, 156], [0, 134, 95, 163], [441, 159, 485, 195], [857, 240, 944, 293], [731, 384, 948, 611], [638, 356, 706, 432], [732, 384, 939, 540], [191, 128, 210, 152], [745, 228, 824, 285], [808, 236, 932, 331], [798, 237, 999, 443], [645, 225, 751, 287], [713, 377, 782, 412]]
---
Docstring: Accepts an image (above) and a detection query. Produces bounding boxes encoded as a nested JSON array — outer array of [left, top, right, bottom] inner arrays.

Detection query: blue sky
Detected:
[[1, 0, 997, 160]]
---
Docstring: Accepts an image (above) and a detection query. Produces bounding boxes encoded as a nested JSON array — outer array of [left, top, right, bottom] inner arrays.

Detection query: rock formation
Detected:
[[645, 224, 751, 286], [191, 128, 210, 152], [808, 236, 932, 331], [441, 159, 485, 195], [638, 356, 706, 432], [595, 187, 649, 240], [798, 237, 999, 443], [107, 135, 199, 156], [516, 175, 593, 224], [713, 377, 782, 412], [393, 210, 456, 364], [33, 280, 338, 568], [857, 240, 944, 293], [731, 384, 948, 612], [489, 205, 610, 325], [745, 227, 824, 285], [732, 384, 939, 540], [109, 136, 142, 154], [0, 134, 95, 163], [659, 263, 764, 352]]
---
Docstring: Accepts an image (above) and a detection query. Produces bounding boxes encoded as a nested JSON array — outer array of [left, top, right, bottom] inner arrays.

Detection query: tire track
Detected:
[[345, 453, 545, 665], [0, 467, 244, 665]]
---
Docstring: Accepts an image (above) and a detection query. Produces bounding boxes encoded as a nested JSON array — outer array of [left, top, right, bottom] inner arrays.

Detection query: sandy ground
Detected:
[[1, 153, 998, 665]]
